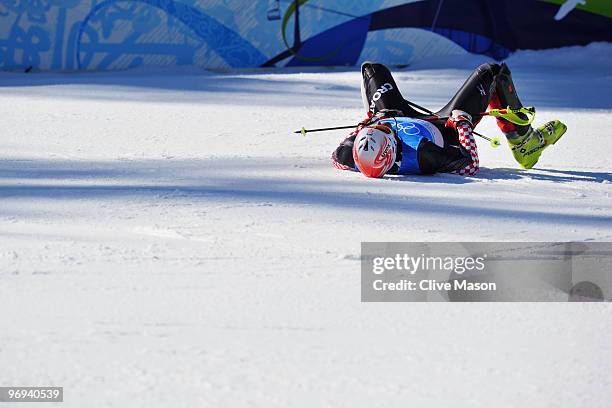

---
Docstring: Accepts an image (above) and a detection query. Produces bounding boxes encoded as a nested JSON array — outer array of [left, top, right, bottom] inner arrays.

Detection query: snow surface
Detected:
[[1, 44, 611, 407]]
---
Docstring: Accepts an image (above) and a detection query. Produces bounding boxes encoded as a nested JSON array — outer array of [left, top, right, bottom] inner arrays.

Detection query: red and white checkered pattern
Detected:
[[454, 122, 479, 176], [332, 159, 350, 170]]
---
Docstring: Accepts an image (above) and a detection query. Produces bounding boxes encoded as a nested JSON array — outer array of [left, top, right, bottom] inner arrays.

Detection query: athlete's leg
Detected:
[[436, 63, 501, 125], [490, 63, 567, 169], [489, 62, 530, 138], [432, 63, 500, 147], [361, 62, 421, 116]]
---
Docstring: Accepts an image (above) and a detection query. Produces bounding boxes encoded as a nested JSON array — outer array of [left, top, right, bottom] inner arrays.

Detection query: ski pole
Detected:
[[296, 120, 501, 148], [482, 106, 535, 125], [295, 124, 361, 136], [466, 130, 500, 147], [425, 106, 536, 126], [405, 100, 537, 147], [296, 100, 531, 148], [403, 98, 536, 125], [417, 106, 536, 148], [403, 100, 501, 148]]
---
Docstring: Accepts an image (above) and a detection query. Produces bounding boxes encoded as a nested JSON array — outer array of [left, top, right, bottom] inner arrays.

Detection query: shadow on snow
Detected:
[[0, 158, 609, 227]]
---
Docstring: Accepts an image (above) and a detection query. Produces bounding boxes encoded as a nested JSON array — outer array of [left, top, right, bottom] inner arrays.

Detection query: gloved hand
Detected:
[[445, 109, 473, 129]]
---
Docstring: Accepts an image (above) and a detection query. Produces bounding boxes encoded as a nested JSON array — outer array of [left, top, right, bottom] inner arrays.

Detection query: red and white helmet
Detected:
[[352, 124, 397, 178]]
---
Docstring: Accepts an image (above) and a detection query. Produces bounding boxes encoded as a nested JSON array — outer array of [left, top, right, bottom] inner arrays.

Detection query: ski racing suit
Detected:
[[332, 62, 528, 176]]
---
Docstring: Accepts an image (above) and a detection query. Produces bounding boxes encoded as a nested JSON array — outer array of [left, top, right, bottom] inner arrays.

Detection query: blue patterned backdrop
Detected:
[[0, 0, 610, 70]]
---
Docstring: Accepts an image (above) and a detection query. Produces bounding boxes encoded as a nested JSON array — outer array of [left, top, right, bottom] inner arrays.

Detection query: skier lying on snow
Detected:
[[332, 62, 567, 178]]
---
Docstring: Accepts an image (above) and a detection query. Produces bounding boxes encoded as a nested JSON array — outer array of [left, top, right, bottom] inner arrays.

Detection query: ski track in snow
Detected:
[[1, 45, 611, 407]]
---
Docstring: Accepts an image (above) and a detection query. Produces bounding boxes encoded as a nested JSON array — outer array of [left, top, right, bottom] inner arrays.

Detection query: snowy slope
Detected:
[[0, 44, 611, 407]]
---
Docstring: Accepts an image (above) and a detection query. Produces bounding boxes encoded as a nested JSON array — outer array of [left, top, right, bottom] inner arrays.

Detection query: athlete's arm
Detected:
[[417, 140, 473, 174], [452, 120, 479, 176], [331, 133, 357, 170], [417, 110, 479, 175]]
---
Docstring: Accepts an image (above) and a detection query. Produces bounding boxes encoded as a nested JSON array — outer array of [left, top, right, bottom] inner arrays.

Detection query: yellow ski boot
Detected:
[[509, 120, 567, 169]]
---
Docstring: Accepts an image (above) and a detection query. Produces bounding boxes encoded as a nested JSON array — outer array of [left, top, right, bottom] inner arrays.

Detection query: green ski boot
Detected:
[[508, 120, 567, 169]]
